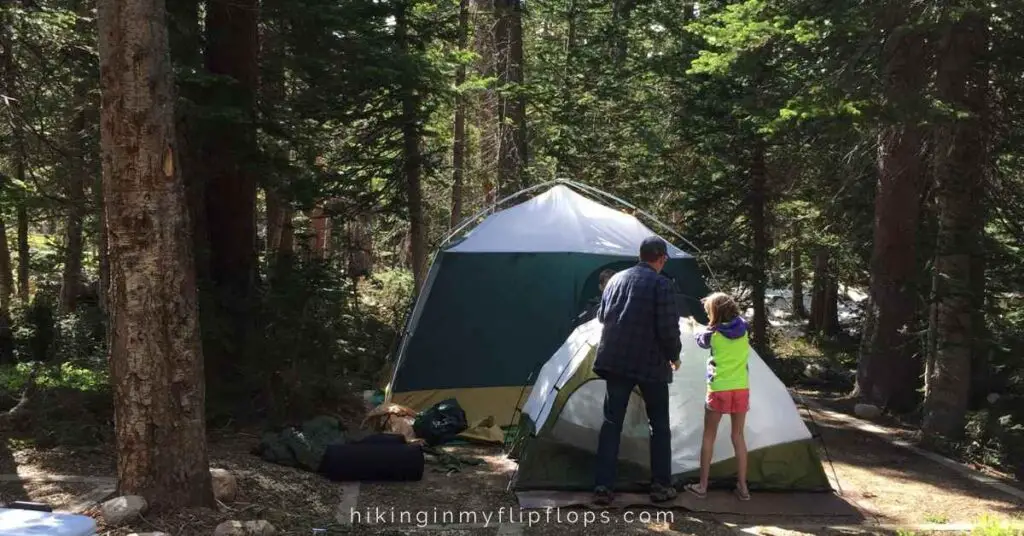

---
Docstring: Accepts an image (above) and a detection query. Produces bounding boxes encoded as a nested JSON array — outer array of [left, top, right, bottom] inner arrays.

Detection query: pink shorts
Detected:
[[706, 388, 749, 414]]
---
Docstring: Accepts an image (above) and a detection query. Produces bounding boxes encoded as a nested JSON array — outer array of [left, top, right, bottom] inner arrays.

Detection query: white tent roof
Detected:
[[447, 185, 692, 258]]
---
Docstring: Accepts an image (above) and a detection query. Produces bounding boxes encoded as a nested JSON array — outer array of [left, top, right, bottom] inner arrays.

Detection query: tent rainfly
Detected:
[[384, 183, 710, 429], [509, 318, 832, 492]]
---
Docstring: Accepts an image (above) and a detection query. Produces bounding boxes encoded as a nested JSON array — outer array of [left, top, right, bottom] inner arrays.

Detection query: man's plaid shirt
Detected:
[[592, 263, 682, 384]]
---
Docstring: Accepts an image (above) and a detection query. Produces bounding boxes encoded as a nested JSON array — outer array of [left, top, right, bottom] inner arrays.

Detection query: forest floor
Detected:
[[2, 393, 1023, 535]]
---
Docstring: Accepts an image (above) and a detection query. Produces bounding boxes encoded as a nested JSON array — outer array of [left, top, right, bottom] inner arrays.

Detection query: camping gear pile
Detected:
[[252, 399, 473, 482]]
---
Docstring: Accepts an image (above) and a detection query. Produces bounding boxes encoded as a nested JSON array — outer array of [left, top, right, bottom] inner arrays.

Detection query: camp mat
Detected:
[[515, 490, 866, 519]]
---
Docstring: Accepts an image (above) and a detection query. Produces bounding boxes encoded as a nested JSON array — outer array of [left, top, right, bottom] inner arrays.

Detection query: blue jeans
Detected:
[[594, 375, 671, 489]]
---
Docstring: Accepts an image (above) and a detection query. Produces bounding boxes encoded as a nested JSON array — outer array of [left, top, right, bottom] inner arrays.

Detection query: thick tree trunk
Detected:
[[855, 11, 929, 412], [451, 0, 469, 229], [791, 244, 807, 318], [923, 8, 989, 440], [750, 140, 770, 359], [494, 0, 527, 196], [306, 207, 331, 260], [168, 0, 207, 290], [203, 0, 259, 380], [97, 0, 214, 509], [396, 3, 428, 288]]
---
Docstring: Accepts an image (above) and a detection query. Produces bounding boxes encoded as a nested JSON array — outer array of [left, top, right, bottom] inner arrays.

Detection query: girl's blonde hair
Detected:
[[703, 292, 740, 326]]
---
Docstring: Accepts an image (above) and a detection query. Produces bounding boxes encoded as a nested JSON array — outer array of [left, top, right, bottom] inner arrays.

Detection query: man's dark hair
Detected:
[[639, 236, 668, 263]]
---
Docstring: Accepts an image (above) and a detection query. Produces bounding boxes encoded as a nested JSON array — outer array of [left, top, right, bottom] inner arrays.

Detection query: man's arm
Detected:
[[654, 277, 682, 362]]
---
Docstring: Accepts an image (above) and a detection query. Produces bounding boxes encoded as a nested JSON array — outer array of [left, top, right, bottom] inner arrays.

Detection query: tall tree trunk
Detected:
[[472, 0, 498, 206], [923, 7, 989, 440], [396, 2, 428, 288], [16, 204, 28, 303], [854, 9, 929, 412], [58, 3, 90, 315], [791, 244, 807, 318], [203, 0, 259, 381], [0, 218, 12, 319], [97, 0, 214, 509], [494, 0, 527, 197], [260, 0, 294, 281], [168, 0, 207, 289], [58, 131, 86, 315], [750, 139, 770, 359], [809, 248, 827, 333], [0, 8, 16, 318], [451, 0, 469, 229]]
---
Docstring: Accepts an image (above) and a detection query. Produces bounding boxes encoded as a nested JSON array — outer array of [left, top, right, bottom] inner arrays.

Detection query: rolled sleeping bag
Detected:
[[319, 442, 424, 482], [354, 433, 408, 445]]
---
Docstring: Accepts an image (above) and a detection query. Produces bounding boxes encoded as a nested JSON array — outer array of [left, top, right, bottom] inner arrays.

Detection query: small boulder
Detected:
[[213, 521, 246, 536], [244, 520, 277, 535], [210, 468, 238, 502], [987, 392, 1000, 404], [854, 403, 882, 420], [101, 495, 147, 525], [213, 520, 277, 536], [803, 363, 827, 380]]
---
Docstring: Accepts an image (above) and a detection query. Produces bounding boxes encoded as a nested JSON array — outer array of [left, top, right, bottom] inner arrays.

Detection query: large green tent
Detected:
[[384, 182, 710, 429], [510, 318, 832, 492]]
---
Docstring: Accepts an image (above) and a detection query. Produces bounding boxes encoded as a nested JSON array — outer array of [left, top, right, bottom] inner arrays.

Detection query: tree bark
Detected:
[[16, 205, 28, 303], [854, 9, 929, 412], [494, 0, 527, 197], [750, 139, 770, 359], [0, 219, 12, 322], [97, 0, 214, 509], [791, 244, 807, 318], [203, 0, 259, 380], [923, 7, 989, 440], [451, 0, 469, 229], [58, 133, 86, 315], [396, 2, 428, 288], [472, 0, 498, 206]]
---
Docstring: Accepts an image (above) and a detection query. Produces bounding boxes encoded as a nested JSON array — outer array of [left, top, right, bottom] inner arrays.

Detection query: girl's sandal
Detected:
[[684, 483, 707, 499], [734, 487, 750, 501]]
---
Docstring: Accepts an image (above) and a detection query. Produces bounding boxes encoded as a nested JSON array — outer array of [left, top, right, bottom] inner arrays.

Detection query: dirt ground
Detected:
[[1, 397, 1023, 535]]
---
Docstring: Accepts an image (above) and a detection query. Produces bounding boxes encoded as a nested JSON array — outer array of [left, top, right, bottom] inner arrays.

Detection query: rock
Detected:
[[244, 520, 277, 535], [213, 521, 246, 536], [210, 468, 238, 502], [803, 363, 827, 380], [854, 403, 882, 420], [987, 392, 1000, 404], [102, 495, 147, 525], [213, 520, 277, 536], [128, 533, 169, 536]]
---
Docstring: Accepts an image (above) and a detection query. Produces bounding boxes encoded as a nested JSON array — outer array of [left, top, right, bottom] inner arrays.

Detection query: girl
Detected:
[[685, 292, 751, 501]]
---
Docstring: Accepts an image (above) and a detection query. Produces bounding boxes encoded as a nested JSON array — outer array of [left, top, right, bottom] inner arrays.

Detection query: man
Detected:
[[592, 236, 681, 505]]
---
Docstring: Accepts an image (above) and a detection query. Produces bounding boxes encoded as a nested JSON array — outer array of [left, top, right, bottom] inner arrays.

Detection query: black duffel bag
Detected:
[[319, 439, 424, 482], [412, 398, 468, 446]]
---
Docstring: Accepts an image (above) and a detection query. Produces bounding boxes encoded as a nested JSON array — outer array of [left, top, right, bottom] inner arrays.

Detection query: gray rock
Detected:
[[210, 468, 238, 502], [128, 533, 170, 536], [213, 520, 277, 536], [101, 495, 147, 525], [854, 403, 882, 420], [987, 392, 1000, 404]]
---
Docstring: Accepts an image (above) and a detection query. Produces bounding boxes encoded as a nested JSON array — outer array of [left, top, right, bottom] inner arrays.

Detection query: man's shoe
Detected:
[[593, 486, 614, 506], [650, 483, 677, 503]]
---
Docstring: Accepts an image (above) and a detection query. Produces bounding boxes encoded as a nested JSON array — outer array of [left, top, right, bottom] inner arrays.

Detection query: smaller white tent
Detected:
[[512, 317, 831, 491]]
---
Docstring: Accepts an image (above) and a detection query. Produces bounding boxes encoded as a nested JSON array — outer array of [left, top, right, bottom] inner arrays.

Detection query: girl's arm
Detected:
[[695, 329, 713, 349]]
